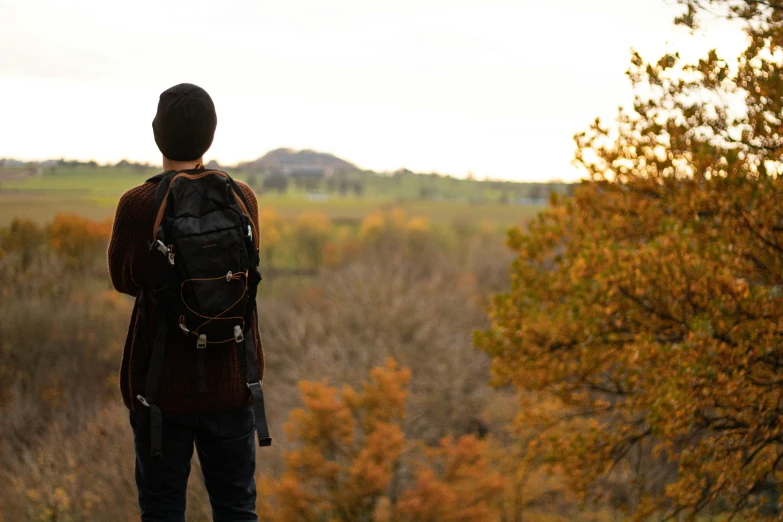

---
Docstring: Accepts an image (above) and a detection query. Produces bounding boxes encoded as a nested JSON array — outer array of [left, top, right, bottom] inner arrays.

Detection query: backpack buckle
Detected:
[[153, 240, 169, 255], [178, 316, 190, 334], [136, 395, 150, 408], [197, 334, 207, 349], [234, 325, 244, 343], [154, 240, 175, 265]]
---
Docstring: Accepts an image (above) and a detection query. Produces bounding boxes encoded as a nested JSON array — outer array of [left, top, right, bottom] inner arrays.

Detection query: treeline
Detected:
[[244, 169, 573, 204]]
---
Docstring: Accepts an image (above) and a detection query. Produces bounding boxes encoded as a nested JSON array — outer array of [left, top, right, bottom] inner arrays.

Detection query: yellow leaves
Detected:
[[259, 206, 282, 251], [406, 216, 430, 235], [568, 257, 588, 286], [51, 487, 72, 511], [372, 496, 393, 522], [346, 358, 411, 431], [321, 242, 343, 268], [25, 488, 42, 503], [47, 213, 112, 269], [478, 124, 783, 515], [286, 380, 355, 451], [406, 216, 431, 248], [359, 208, 432, 249], [268, 359, 412, 521], [348, 422, 405, 493], [264, 360, 514, 521], [360, 211, 385, 238], [296, 210, 332, 237], [397, 436, 506, 522], [292, 211, 333, 267], [396, 469, 457, 519], [390, 208, 408, 230], [733, 277, 750, 299]]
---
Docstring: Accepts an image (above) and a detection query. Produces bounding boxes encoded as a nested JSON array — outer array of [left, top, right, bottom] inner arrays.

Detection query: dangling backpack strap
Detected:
[[135, 289, 169, 457], [237, 307, 272, 447]]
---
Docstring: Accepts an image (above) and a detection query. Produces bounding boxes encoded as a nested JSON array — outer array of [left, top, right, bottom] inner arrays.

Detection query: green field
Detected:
[[0, 166, 545, 227]]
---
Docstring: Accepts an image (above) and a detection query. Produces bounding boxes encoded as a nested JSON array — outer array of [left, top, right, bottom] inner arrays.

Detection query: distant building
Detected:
[[0, 158, 25, 167], [281, 165, 334, 180]]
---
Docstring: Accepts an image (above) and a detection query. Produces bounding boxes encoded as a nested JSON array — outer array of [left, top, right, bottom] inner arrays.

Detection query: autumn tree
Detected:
[[293, 211, 332, 268], [260, 359, 507, 522], [359, 208, 432, 254], [0, 218, 44, 268], [259, 207, 282, 268], [476, 2, 783, 519], [262, 358, 410, 522], [395, 435, 505, 522], [46, 214, 111, 269]]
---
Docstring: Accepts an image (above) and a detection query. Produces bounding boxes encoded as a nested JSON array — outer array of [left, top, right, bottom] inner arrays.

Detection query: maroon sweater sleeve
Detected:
[[108, 183, 156, 297]]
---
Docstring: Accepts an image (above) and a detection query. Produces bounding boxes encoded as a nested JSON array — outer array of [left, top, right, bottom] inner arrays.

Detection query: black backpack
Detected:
[[136, 168, 271, 456]]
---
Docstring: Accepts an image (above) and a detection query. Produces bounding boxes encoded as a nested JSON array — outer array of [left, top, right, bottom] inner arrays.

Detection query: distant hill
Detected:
[[236, 148, 358, 174]]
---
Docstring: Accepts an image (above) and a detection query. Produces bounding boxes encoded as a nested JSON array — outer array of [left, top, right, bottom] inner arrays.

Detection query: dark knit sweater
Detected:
[[108, 175, 265, 413]]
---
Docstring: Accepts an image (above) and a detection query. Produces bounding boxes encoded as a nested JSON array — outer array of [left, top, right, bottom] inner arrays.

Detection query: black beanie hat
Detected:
[[152, 83, 217, 161]]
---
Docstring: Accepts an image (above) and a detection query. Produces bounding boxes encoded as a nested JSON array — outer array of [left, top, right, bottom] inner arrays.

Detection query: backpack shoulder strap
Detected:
[[149, 172, 177, 219], [223, 172, 260, 251], [225, 173, 253, 213], [146, 171, 171, 183]]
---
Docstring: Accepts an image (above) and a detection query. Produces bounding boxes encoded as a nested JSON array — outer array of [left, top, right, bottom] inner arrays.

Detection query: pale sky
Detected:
[[0, 0, 747, 181]]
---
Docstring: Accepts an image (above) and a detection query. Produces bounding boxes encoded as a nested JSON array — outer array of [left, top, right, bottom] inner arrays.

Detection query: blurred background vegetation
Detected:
[[0, 201, 603, 521]]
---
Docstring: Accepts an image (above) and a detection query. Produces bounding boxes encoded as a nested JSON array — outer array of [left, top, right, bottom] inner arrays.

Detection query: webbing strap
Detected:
[[143, 319, 168, 456], [197, 349, 206, 393], [150, 404, 163, 456], [136, 289, 148, 331], [239, 334, 272, 447]]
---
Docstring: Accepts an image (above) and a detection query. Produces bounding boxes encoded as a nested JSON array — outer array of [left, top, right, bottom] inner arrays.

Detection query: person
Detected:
[[108, 83, 267, 522]]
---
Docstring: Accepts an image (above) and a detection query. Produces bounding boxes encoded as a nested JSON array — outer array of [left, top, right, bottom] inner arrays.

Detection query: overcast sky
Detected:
[[0, 0, 747, 181]]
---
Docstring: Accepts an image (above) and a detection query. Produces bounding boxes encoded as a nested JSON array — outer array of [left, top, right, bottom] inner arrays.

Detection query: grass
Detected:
[[0, 194, 113, 224], [0, 166, 544, 227]]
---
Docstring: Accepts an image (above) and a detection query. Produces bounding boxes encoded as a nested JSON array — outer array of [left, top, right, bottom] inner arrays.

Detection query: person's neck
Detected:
[[162, 157, 205, 172]]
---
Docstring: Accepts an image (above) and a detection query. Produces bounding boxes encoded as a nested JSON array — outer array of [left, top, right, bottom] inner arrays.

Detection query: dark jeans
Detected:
[[129, 405, 258, 522]]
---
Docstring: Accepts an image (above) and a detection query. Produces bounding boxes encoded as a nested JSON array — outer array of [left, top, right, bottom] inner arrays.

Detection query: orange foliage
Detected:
[[477, 3, 783, 517], [259, 207, 282, 266], [263, 359, 409, 522], [261, 360, 514, 521], [321, 242, 342, 267], [46, 214, 112, 268], [396, 435, 505, 522], [359, 208, 432, 252], [360, 211, 386, 238], [293, 211, 333, 268]]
